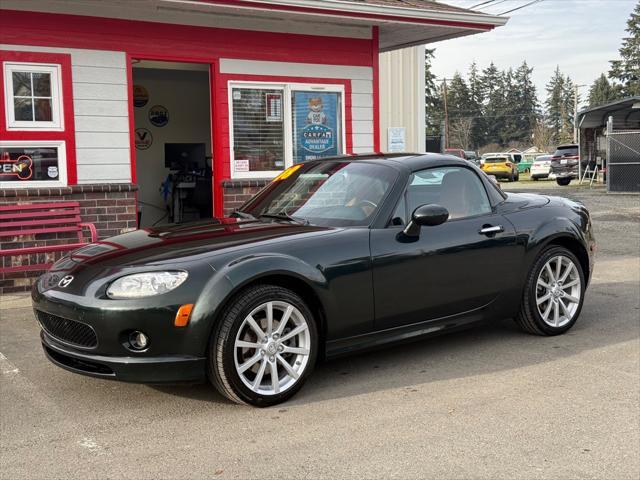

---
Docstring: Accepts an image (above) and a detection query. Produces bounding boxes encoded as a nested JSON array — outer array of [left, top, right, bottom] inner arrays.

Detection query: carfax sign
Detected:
[[292, 91, 342, 164]]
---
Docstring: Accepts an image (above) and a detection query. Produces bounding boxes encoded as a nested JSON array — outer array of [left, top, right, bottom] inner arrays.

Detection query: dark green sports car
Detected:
[[33, 154, 595, 406]]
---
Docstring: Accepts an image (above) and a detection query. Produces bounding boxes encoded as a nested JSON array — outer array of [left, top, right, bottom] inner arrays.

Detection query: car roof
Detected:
[[305, 152, 472, 172]]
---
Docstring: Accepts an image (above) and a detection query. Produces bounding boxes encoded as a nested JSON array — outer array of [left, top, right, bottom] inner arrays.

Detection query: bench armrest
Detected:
[[79, 222, 98, 242]]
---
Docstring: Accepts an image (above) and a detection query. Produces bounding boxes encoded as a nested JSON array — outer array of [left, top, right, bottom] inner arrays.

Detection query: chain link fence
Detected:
[[607, 128, 640, 193]]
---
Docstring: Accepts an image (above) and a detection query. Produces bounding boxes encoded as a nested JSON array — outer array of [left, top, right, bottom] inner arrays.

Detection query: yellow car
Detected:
[[481, 156, 519, 182]]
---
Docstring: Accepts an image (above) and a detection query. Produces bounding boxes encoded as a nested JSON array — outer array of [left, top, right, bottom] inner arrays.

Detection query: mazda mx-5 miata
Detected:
[[33, 154, 595, 406]]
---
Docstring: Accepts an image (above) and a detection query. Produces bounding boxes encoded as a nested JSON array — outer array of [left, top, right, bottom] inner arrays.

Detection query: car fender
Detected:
[[523, 214, 589, 279], [193, 253, 329, 347]]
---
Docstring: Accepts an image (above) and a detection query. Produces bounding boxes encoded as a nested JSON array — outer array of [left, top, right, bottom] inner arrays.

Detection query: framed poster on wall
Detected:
[[291, 91, 343, 164]]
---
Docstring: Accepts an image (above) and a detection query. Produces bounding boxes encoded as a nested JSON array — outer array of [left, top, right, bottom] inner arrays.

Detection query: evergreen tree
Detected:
[[609, 2, 640, 96], [514, 61, 538, 142], [588, 74, 620, 106], [500, 68, 520, 145], [479, 62, 504, 145], [545, 66, 574, 144], [467, 61, 484, 148], [445, 73, 473, 149], [424, 48, 442, 136]]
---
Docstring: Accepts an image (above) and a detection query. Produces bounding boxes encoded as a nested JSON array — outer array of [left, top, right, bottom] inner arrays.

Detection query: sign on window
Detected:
[[0, 146, 62, 184], [292, 91, 342, 164]]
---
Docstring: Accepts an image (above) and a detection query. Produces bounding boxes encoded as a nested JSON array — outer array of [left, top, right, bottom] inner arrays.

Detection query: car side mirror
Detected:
[[403, 204, 449, 237]]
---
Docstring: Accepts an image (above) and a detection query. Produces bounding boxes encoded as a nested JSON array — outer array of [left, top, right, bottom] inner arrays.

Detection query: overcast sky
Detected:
[[430, 0, 635, 106]]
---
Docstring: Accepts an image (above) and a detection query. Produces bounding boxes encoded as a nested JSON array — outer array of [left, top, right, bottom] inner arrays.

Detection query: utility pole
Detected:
[[573, 84, 586, 143], [442, 78, 450, 149]]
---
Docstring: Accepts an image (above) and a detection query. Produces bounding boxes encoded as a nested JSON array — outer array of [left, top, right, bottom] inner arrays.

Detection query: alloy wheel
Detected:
[[233, 301, 311, 396], [535, 255, 582, 328]]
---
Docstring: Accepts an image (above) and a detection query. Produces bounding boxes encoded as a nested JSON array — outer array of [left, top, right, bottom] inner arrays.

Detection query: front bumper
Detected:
[[482, 169, 512, 179], [32, 265, 217, 384], [41, 330, 206, 383]]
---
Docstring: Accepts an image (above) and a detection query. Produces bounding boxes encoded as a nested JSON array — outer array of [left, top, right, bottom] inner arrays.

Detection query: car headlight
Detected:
[[106, 271, 188, 299]]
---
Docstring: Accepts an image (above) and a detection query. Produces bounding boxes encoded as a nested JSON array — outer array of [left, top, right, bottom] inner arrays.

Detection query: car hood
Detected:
[[55, 218, 337, 270]]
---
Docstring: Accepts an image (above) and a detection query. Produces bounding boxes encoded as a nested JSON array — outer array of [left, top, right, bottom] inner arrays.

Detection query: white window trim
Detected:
[[3, 62, 64, 131], [228, 81, 346, 180], [0, 140, 67, 188]]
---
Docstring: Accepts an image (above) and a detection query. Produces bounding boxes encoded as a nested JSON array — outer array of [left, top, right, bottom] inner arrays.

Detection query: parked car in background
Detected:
[[464, 150, 479, 164], [550, 144, 582, 186], [444, 148, 466, 159], [445, 149, 479, 165], [480, 154, 519, 181], [530, 154, 553, 180]]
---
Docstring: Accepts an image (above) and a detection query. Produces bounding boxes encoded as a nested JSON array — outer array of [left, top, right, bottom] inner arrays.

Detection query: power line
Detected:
[[499, 0, 544, 15], [469, 0, 499, 9]]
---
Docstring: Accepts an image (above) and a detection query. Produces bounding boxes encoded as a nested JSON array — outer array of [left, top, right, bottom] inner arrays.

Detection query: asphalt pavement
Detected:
[[1, 183, 638, 479]]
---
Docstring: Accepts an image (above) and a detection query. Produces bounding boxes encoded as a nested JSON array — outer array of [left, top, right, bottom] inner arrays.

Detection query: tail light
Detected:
[[505, 162, 513, 167]]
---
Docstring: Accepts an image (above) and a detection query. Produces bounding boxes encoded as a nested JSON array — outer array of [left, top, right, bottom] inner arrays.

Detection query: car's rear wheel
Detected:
[[515, 246, 585, 335], [208, 285, 318, 406], [556, 177, 571, 186]]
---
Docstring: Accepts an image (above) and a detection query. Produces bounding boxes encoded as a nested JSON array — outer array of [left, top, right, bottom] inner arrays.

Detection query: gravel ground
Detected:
[[1, 183, 638, 480]]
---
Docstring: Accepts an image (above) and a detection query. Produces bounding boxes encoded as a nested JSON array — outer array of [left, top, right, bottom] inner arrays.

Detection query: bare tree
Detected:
[[448, 118, 474, 150], [532, 117, 554, 152]]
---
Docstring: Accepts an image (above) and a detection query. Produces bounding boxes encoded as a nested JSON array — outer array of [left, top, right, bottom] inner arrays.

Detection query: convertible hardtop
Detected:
[[305, 152, 473, 173]]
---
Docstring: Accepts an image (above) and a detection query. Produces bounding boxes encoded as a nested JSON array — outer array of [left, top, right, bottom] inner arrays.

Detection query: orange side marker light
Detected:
[[175, 304, 194, 327]]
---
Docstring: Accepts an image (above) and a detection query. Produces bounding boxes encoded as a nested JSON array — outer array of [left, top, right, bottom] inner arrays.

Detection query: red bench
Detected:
[[0, 201, 97, 274]]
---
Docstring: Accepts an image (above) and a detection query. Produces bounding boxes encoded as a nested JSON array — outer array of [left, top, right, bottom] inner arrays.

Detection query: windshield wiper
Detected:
[[259, 211, 309, 225], [231, 210, 257, 220]]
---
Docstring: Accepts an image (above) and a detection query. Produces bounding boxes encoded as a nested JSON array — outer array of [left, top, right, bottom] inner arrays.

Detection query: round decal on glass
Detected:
[[148, 105, 169, 127], [135, 128, 153, 150], [132, 85, 149, 108]]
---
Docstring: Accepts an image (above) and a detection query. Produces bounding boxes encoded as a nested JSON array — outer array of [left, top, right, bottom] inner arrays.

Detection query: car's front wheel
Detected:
[[208, 285, 318, 406], [556, 177, 571, 186], [515, 246, 585, 335]]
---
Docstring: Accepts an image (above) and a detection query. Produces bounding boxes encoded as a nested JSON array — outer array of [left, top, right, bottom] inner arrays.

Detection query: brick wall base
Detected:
[[0, 184, 138, 294], [222, 179, 270, 216]]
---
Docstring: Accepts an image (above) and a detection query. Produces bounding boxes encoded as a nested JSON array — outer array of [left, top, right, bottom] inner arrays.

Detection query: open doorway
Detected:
[[132, 60, 212, 227]]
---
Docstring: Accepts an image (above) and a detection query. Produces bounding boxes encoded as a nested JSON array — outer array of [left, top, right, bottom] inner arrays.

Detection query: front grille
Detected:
[[36, 311, 97, 349]]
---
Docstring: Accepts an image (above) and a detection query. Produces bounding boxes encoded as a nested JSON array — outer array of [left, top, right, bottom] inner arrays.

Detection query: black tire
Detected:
[[515, 171, 520, 181], [208, 284, 318, 407], [515, 246, 585, 336], [533, 177, 539, 181], [556, 177, 571, 186]]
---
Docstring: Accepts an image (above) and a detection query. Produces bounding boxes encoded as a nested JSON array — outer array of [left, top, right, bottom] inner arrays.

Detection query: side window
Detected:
[[406, 167, 491, 221]]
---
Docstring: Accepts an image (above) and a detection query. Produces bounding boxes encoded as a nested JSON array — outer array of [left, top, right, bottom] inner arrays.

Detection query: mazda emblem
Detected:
[[58, 275, 74, 288]]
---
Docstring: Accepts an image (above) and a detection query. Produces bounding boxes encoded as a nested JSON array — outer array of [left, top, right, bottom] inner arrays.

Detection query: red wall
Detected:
[[0, 9, 379, 216]]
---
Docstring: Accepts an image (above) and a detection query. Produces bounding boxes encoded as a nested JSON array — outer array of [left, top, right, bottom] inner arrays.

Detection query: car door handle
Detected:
[[479, 225, 504, 235]]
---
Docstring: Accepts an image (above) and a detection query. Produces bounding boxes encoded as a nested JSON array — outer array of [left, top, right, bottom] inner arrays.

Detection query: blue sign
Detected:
[[293, 91, 342, 163]]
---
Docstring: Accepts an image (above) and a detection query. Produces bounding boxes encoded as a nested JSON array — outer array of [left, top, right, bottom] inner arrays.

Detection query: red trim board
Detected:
[[0, 10, 373, 67]]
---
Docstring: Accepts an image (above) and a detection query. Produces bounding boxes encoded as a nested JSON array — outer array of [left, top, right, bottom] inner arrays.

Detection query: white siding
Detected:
[[379, 46, 426, 153], [220, 59, 375, 153], [1, 44, 131, 184]]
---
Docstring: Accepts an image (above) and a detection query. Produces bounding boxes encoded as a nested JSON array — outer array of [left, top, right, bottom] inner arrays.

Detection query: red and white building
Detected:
[[0, 0, 506, 291]]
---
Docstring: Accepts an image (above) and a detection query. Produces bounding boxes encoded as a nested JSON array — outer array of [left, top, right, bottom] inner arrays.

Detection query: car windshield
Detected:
[[553, 146, 578, 157], [239, 161, 398, 227], [485, 157, 509, 163]]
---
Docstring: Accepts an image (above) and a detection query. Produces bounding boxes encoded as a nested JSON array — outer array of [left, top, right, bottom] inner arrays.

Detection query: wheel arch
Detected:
[[199, 256, 330, 359], [542, 235, 591, 284]]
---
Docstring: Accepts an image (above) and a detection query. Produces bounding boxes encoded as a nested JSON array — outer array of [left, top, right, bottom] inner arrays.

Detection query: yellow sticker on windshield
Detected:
[[274, 163, 303, 181]]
